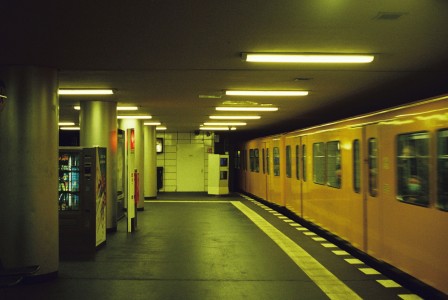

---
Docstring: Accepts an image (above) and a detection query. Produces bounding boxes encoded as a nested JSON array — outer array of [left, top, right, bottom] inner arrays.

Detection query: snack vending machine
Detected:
[[58, 147, 107, 259]]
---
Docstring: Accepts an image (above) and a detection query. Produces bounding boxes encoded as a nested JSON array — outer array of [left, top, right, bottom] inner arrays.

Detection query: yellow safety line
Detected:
[[144, 200, 231, 203], [231, 201, 361, 300]]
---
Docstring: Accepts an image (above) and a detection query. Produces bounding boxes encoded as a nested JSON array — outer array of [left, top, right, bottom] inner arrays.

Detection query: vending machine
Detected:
[[58, 147, 107, 259]]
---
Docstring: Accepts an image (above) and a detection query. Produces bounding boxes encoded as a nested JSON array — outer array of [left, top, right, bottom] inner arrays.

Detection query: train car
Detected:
[[237, 94, 448, 295]]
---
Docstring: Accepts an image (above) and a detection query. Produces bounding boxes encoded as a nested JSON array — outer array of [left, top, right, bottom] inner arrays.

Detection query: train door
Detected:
[[261, 141, 268, 200], [299, 135, 308, 218], [363, 124, 382, 256]]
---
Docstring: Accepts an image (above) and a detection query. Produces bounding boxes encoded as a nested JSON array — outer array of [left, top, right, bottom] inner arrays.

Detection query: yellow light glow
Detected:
[[225, 90, 308, 96], [117, 115, 152, 119], [216, 107, 278, 112], [60, 127, 80, 130], [204, 122, 246, 126], [74, 105, 138, 111], [200, 127, 230, 131], [156, 126, 167, 131], [58, 89, 114, 95], [144, 122, 162, 126], [243, 53, 374, 63], [210, 115, 261, 120], [117, 106, 138, 111], [58, 122, 75, 126]]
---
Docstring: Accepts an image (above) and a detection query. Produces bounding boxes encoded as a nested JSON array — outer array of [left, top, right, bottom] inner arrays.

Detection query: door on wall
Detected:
[[177, 144, 205, 191]]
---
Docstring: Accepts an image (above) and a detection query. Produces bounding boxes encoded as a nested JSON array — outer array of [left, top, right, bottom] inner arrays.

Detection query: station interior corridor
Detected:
[[2, 193, 425, 300]]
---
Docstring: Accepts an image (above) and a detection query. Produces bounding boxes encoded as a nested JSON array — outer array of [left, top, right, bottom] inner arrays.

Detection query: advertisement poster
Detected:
[[96, 147, 107, 246]]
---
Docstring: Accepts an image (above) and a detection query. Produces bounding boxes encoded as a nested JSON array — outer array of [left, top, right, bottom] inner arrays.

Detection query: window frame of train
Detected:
[[254, 148, 260, 173], [262, 148, 266, 174], [286, 145, 292, 178], [353, 139, 361, 193], [313, 142, 326, 185], [273, 146, 280, 176], [243, 149, 247, 171], [368, 138, 378, 197], [235, 150, 241, 170], [302, 144, 307, 181], [295, 145, 300, 180], [326, 141, 341, 188], [266, 148, 270, 175], [249, 149, 255, 172], [396, 131, 430, 207], [437, 129, 448, 211]]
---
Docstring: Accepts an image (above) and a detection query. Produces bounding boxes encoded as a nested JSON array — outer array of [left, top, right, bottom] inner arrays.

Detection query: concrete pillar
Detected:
[[144, 125, 157, 199], [80, 101, 118, 231], [0, 66, 59, 277], [119, 119, 144, 210]]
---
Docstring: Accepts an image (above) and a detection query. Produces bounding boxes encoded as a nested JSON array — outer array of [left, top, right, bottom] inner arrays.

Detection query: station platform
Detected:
[[1, 193, 427, 299]]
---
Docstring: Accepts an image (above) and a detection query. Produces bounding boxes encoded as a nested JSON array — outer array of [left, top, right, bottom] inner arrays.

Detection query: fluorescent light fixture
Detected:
[[216, 107, 278, 112], [200, 127, 230, 131], [156, 126, 167, 131], [74, 105, 138, 111], [58, 89, 114, 95], [204, 122, 246, 126], [210, 115, 261, 120], [58, 122, 75, 126], [230, 127, 237, 131], [242, 53, 374, 63], [225, 90, 308, 96], [117, 106, 138, 111], [144, 122, 162, 126], [117, 115, 152, 119], [60, 127, 80, 131]]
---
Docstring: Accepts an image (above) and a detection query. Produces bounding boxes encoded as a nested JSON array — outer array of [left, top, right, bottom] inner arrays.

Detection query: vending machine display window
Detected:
[[59, 152, 81, 211]]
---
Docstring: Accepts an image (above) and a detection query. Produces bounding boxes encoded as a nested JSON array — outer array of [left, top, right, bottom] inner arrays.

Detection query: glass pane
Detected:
[[235, 150, 240, 169], [273, 147, 280, 176], [286, 145, 292, 178], [368, 138, 378, 197], [353, 140, 361, 193], [262, 148, 265, 174], [249, 149, 254, 172], [255, 148, 259, 172], [296, 145, 300, 180], [266, 148, 270, 175], [437, 129, 448, 211], [302, 145, 307, 182], [327, 141, 341, 188], [313, 142, 325, 184], [396, 132, 429, 206], [59, 152, 81, 211]]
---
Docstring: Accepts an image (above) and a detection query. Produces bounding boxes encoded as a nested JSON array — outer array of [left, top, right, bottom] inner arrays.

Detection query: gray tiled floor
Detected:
[[1, 193, 421, 300]]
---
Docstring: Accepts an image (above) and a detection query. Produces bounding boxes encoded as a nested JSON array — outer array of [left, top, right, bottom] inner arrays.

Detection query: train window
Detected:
[[243, 150, 247, 171], [235, 150, 241, 170], [286, 145, 292, 178], [254, 148, 260, 172], [368, 138, 378, 197], [302, 144, 307, 181], [396, 132, 429, 206], [313, 142, 325, 185], [327, 141, 341, 188], [437, 129, 448, 211], [249, 149, 254, 172], [295, 145, 300, 180], [266, 148, 270, 175], [262, 148, 266, 174], [353, 140, 361, 193], [273, 147, 280, 176]]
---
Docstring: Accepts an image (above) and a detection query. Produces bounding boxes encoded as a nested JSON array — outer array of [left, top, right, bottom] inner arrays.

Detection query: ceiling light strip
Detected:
[[210, 115, 261, 120], [242, 53, 374, 63], [216, 107, 278, 112], [225, 90, 308, 96], [59, 89, 114, 95], [204, 122, 247, 126]]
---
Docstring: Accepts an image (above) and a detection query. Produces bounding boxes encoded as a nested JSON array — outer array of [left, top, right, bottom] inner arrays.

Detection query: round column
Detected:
[[144, 125, 157, 198], [0, 66, 59, 277], [80, 101, 118, 230]]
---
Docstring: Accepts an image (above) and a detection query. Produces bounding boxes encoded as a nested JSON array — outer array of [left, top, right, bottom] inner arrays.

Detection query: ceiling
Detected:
[[2, 0, 448, 137]]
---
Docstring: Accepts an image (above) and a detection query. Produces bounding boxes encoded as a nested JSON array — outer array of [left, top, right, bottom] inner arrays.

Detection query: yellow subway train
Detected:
[[236, 94, 448, 295]]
